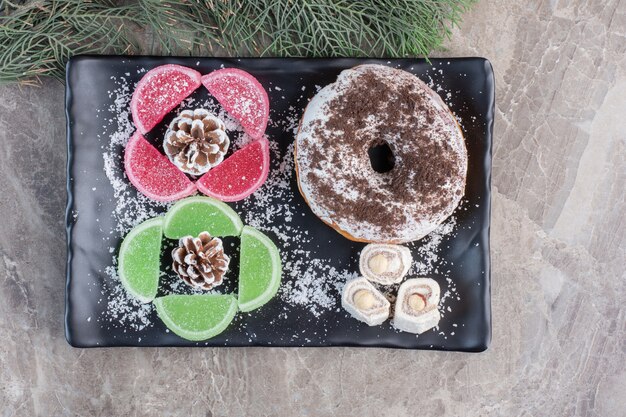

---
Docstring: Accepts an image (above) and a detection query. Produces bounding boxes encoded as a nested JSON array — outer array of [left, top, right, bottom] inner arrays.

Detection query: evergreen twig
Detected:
[[0, 0, 475, 85]]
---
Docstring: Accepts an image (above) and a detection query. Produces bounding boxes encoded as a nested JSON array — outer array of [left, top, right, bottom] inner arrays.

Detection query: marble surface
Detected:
[[0, 0, 625, 415]]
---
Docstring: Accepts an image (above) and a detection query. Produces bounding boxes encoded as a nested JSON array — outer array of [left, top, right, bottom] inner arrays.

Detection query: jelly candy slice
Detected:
[[118, 217, 163, 303], [237, 226, 282, 312], [154, 294, 237, 341], [124, 132, 196, 202], [201, 68, 269, 139], [163, 196, 243, 239], [196, 137, 270, 202], [131, 64, 201, 134]]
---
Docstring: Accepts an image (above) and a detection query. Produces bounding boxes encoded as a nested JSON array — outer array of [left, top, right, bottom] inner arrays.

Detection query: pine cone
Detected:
[[164, 109, 230, 175], [172, 232, 230, 290]]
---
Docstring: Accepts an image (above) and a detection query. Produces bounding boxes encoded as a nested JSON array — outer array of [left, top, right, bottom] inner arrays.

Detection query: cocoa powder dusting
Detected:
[[304, 67, 464, 236]]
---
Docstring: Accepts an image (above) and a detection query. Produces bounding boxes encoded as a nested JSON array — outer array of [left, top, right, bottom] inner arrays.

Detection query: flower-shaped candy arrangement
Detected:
[[118, 197, 282, 341], [119, 65, 280, 341], [125, 64, 271, 202]]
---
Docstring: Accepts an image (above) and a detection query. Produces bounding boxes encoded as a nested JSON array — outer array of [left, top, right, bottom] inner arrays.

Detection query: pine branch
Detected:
[[0, 0, 476, 85]]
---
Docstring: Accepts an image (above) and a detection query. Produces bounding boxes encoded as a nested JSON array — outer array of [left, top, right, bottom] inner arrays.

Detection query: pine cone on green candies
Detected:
[[172, 232, 230, 290]]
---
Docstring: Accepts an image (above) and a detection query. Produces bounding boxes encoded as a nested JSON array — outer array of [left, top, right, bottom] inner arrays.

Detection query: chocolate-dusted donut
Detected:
[[295, 64, 467, 243]]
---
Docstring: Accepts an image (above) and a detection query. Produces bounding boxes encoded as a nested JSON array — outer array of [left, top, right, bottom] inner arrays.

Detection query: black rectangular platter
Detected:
[[65, 56, 493, 351]]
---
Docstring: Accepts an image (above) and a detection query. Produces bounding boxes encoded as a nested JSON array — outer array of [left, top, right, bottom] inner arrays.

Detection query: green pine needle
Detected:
[[0, 0, 475, 85]]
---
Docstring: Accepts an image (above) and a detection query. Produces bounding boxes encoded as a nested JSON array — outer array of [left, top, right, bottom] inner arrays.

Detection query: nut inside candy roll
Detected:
[[359, 243, 412, 285], [393, 278, 441, 334], [341, 277, 390, 326]]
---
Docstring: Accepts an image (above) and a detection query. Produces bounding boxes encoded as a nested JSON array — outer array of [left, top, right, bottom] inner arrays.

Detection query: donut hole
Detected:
[[368, 140, 395, 173]]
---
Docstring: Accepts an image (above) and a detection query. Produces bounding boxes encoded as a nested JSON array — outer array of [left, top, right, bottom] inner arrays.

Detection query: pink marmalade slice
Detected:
[[131, 64, 202, 134], [124, 132, 196, 202], [201, 68, 269, 139], [197, 137, 270, 202]]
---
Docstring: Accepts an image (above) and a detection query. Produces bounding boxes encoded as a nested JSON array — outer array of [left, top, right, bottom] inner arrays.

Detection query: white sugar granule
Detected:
[[408, 217, 457, 276]]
